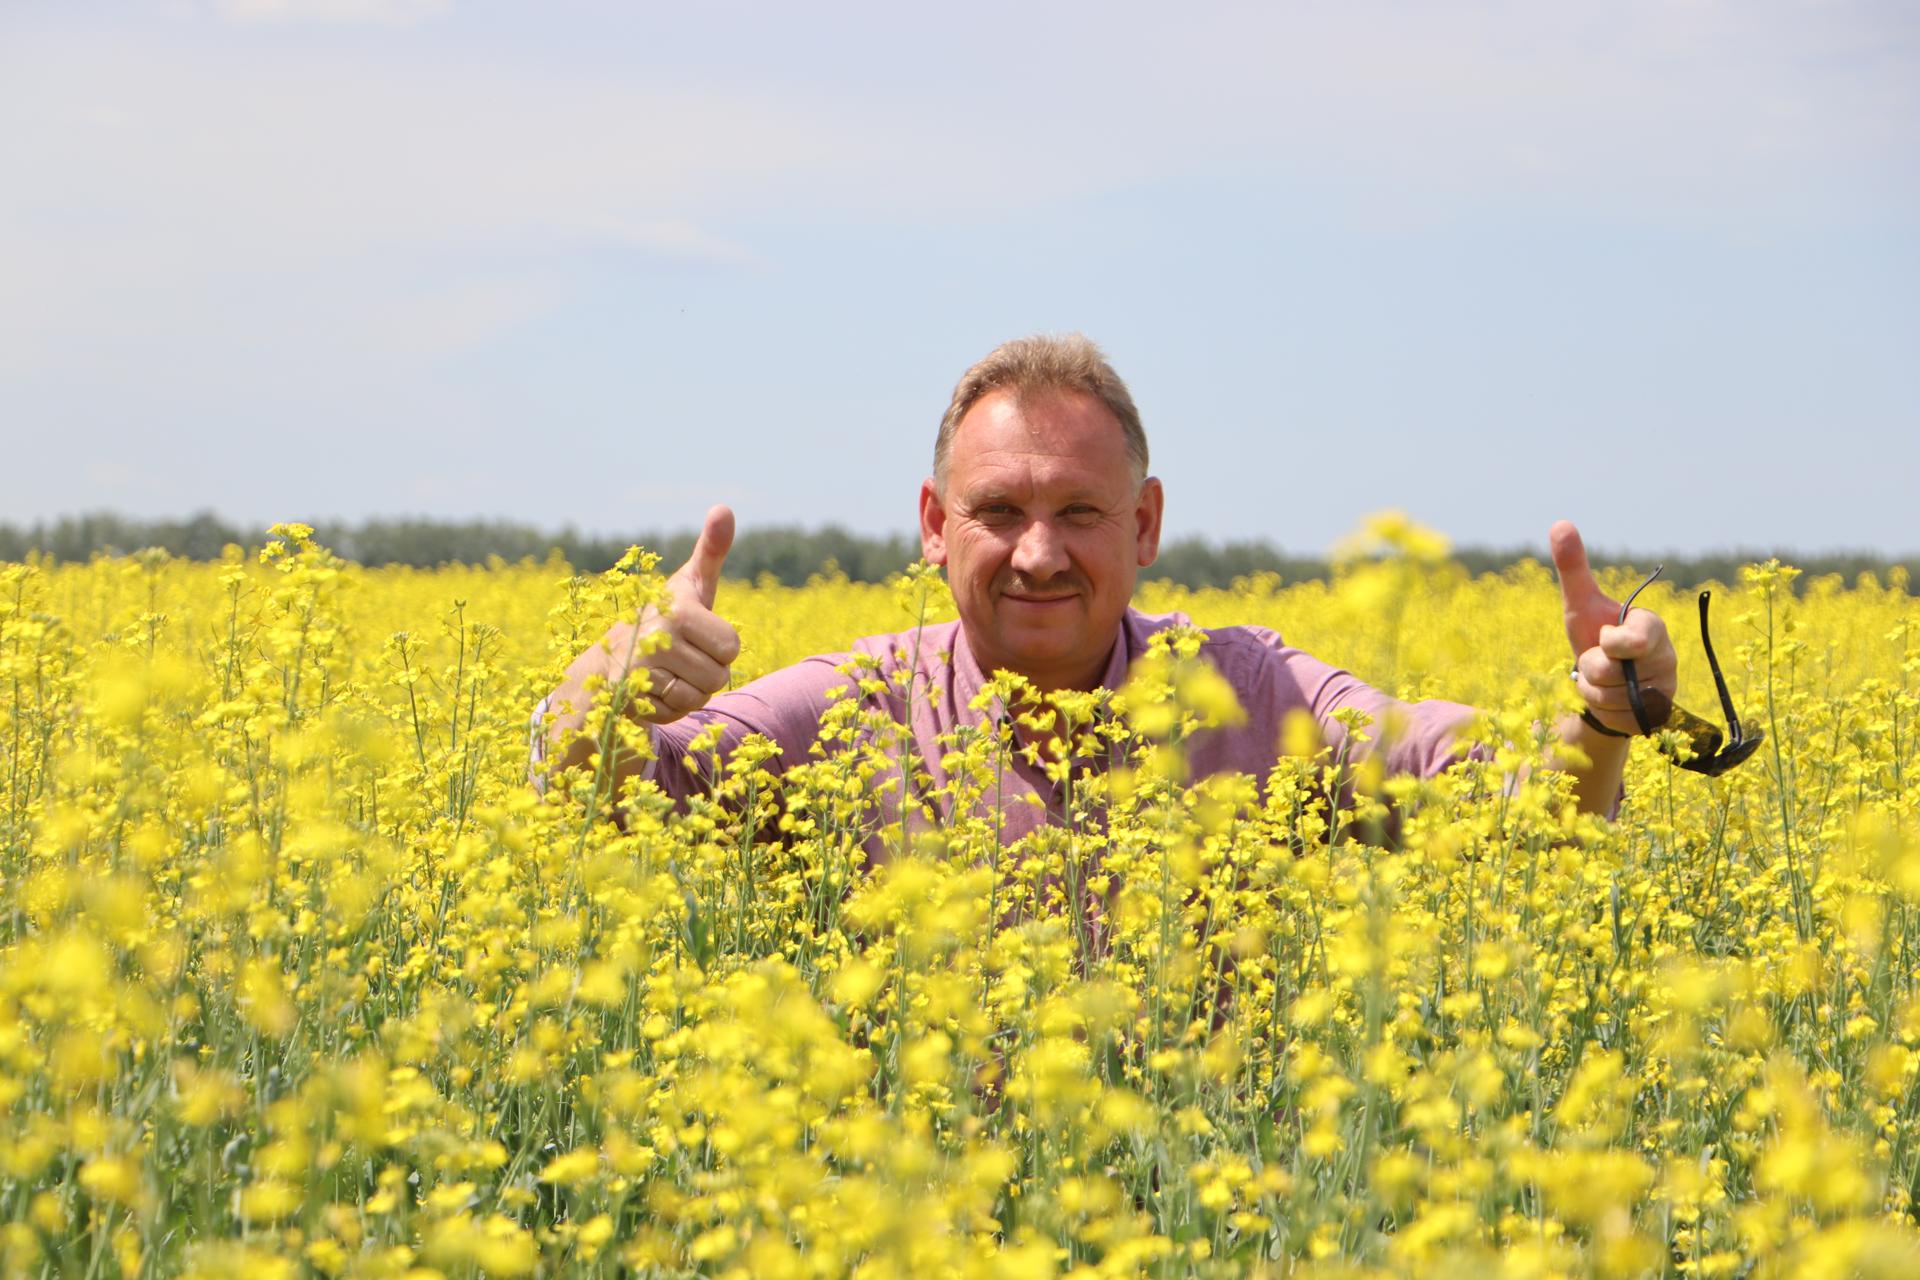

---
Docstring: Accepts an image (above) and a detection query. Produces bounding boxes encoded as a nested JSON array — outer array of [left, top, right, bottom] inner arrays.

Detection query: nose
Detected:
[[1011, 517, 1071, 581]]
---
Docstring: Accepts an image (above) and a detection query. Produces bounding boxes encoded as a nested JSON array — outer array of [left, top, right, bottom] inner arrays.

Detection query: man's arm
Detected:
[[537, 506, 743, 792], [1247, 517, 1670, 819], [1552, 710, 1633, 815], [1548, 519, 1678, 816]]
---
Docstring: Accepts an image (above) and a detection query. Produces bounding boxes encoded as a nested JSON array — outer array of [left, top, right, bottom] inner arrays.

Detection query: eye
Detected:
[[1062, 504, 1103, 525]]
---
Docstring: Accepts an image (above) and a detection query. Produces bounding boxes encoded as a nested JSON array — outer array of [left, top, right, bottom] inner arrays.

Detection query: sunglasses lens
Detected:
[[1712, 730, 1765, 774], [1677, 728, 1766, 777], [1661, 705, 1725, 767]]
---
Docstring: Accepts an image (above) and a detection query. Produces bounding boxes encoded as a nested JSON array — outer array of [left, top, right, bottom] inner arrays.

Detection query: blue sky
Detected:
[[2, 0, 1915, 555]]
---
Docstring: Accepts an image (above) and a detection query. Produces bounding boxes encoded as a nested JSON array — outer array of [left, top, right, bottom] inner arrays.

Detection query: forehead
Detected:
[[947, 388, 1134, 493]]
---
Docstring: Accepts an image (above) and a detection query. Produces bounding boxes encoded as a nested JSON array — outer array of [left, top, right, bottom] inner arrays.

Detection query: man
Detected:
[[534, 334, 1672, 831]]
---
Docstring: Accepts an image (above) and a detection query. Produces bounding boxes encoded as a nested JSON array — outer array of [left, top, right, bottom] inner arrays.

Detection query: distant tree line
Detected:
[[0, 511, 1911, 592]]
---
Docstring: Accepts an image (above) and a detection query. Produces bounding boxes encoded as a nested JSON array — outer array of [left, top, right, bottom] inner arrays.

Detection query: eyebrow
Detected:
[[962, 485, 1110, 507]]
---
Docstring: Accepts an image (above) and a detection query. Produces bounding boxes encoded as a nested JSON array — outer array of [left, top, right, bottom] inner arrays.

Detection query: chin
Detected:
[[1001, 630, 1088, 673]]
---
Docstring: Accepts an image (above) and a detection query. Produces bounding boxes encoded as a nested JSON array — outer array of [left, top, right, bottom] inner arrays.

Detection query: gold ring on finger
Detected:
[[656, 673, 680, 701]]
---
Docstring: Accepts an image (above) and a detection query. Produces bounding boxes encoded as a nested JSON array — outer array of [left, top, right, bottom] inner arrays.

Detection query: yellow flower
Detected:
[[538, 1148, 600, 1187], [77, 1156, 143, 1208]]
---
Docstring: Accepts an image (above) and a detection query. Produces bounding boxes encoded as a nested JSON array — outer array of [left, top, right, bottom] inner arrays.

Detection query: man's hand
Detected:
[[609, 504, 741, 724], [551, 505, 742, 761], [1550, 519, 1677, 735]]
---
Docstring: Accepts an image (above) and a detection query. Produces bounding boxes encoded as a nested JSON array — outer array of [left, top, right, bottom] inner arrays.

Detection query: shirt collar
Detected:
[[949, 608, 1139, 728]]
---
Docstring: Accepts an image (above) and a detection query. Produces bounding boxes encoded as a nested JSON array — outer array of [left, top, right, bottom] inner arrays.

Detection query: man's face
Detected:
[[919, 387, 1163, 691]]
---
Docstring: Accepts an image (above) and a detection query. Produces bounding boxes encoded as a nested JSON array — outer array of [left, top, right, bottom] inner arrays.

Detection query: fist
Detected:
[[576, 505, 742, 725], [1550, 520, 1677, 735]]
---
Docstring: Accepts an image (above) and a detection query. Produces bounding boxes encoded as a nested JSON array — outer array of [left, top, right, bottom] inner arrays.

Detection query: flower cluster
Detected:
[[1, 525, 1917, 1278]]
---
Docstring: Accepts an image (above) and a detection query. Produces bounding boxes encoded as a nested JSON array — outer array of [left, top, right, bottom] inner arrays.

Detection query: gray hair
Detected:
[[933, 333, 1148, 490]]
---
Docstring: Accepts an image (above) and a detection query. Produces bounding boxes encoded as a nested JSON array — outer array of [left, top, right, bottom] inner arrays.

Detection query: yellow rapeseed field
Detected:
[[3, 517, 1918, 1279]]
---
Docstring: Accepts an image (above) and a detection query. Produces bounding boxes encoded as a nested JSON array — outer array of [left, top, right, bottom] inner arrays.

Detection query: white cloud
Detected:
[[0, 0, 1911, 516], [217, 0, 452, 25], [357, 275, 569, 361], [0, 48, 831, 258], [0, 37, 834, 377], [7, 4, 1912, 319], [573, 218, 760, 268]]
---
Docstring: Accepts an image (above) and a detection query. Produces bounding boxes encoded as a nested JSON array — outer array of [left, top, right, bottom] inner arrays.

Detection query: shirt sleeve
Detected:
[[1298, 659, 1483, 779], [1225, 626, 1481, 779], [527, 692, 657, 796], [528, 694, 549, 794], [1224, 626, 1616, 816], [644, 654, 860, 804], [528, 655, 857, 804]]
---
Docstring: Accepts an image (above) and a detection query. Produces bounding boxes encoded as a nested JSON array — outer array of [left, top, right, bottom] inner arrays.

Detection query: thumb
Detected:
[[673, 505, 735, 608], [1549, 519, 1619, 652], [1549, 519, 1607, 613]]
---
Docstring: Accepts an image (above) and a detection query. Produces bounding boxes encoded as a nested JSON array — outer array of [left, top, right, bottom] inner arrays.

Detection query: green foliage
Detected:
[[0, 511, 1911, 592]]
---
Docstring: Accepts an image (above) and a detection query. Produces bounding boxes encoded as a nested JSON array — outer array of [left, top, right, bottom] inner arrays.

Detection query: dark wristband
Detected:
[[1580, 709, 1634, 739]]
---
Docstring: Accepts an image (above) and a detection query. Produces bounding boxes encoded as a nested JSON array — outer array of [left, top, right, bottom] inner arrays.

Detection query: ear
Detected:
[[918, 477, 950, 566], [1134, 476, 1164, 567]]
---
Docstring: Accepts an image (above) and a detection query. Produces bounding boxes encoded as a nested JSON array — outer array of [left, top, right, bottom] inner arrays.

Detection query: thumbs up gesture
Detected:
[[563, 505, 743, 729], [1551, 519, 1678, 736]]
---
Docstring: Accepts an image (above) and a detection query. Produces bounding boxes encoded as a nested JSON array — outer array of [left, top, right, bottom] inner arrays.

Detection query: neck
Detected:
[[962, 630, 1118, 696]]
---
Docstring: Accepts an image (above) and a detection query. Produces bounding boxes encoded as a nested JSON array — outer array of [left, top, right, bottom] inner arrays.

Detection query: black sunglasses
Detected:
[[1605, 566, 1765, 777]]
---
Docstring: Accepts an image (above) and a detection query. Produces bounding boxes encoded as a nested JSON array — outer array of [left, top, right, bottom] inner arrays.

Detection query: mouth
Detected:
[[1002, 591, 1079, 607]]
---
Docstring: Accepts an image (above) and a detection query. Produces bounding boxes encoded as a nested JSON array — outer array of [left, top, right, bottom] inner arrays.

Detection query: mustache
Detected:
[[1000, 573, 1085, 598]]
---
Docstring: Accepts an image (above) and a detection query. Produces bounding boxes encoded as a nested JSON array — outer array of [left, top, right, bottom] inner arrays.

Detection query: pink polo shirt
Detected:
[[539, 607, 1480, 845]]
